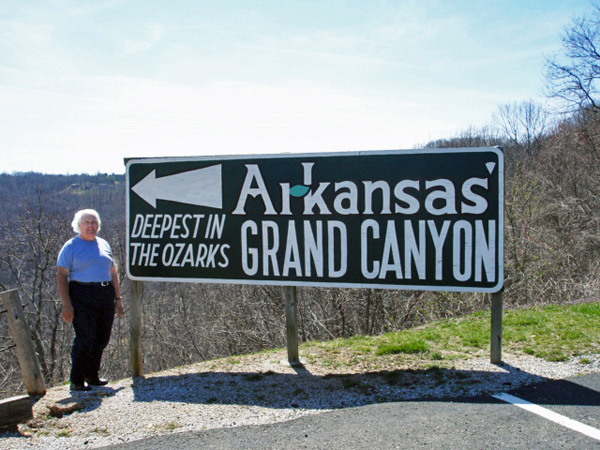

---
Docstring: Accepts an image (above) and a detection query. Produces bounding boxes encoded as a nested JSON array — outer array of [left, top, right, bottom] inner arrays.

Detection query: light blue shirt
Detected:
[[57, 236, 114, 282]]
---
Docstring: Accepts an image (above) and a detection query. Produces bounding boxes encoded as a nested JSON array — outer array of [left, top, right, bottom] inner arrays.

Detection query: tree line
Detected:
[[0, 5, 599, 397]]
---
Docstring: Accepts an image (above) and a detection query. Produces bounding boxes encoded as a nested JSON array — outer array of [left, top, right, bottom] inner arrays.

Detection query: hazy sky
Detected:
[[0, 0, 592, 174]]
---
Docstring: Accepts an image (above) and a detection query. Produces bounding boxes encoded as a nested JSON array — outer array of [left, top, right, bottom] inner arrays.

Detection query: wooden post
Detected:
[[490, 291, 503, 364], [1, 289, 46, 396], [130, 280, 144, 378], [284, 286, 300, 365]]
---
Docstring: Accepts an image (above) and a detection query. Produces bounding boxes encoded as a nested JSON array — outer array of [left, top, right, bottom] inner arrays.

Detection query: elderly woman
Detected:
[[57, 209, 124, 392]]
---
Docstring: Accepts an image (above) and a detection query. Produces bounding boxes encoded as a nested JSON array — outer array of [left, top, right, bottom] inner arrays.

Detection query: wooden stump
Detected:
[[0, 395, 33, 432]]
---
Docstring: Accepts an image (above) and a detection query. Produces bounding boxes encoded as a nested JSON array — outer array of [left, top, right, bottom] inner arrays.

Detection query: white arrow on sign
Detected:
[[131, 165, 223, 209]]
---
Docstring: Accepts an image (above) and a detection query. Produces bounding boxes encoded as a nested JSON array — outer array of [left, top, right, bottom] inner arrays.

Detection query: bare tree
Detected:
[[545, 4, 600, 113], [0, 185, 73, 384], [493, 100, 549, 156]]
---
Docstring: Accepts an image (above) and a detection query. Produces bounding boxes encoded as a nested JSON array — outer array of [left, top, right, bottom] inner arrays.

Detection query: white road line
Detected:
[[493, 393, 600, 442]]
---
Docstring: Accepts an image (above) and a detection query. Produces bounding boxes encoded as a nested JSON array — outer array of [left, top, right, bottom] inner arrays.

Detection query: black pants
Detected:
[[68, 282, 116, 385]]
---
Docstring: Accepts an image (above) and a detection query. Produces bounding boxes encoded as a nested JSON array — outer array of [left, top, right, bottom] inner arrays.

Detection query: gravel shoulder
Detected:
[[2, 350, 600, 450]]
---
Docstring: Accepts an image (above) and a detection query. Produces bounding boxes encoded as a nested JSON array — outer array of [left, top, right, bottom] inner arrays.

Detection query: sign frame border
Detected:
[[125, 147, 504, 293]]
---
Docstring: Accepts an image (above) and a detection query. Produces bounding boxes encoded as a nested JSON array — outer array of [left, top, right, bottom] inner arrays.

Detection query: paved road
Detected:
[[99, 373, 600, 449]]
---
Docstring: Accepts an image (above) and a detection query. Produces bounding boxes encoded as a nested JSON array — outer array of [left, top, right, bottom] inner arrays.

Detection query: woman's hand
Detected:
[[115, 298, 124, 318], [62, 302, 74, 323]]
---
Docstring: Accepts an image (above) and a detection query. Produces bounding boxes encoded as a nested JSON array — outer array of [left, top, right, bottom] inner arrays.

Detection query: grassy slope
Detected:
[[295, 301, 600, 372]]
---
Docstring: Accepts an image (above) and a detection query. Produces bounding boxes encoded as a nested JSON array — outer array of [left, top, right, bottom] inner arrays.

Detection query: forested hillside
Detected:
[[0, 8, 599, 398]]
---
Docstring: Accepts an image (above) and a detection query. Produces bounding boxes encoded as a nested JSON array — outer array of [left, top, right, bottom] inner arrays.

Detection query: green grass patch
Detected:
[[308, 301, 600, 367], [376, 339, 429, 355], [501, 302, 600, 359], [288, 300, 600, 376]]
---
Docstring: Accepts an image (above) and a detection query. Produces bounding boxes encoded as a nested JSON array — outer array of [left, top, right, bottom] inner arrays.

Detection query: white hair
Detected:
[[71, 209, 102, 233]]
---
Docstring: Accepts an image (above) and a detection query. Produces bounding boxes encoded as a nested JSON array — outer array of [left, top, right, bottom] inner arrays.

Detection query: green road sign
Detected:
[[126, 148, 504, 292]]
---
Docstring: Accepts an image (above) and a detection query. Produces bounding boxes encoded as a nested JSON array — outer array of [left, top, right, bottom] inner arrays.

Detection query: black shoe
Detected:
[[84, 377, 109, 386], [70, 383, 91, 392]]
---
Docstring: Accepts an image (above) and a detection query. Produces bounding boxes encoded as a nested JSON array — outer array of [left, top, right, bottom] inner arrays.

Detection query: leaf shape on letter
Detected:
[[290, 184, 310, 197]]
